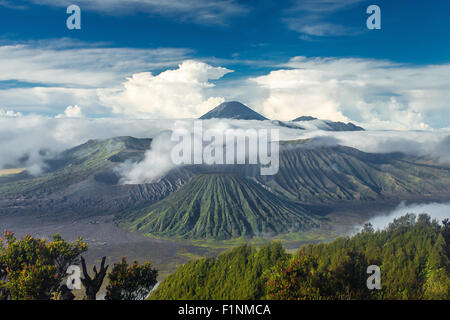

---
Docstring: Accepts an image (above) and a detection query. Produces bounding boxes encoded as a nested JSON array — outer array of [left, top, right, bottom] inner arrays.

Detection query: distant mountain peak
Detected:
[[199, 101, 267, 120], [292, 116, 317, 122], [292, 115, 364, 131]]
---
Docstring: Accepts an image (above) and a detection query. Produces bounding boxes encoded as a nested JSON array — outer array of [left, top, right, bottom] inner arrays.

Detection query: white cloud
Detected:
[[285, 19, 352, 37], [0, 41, 191, 88], [98, 60, 233, 118], [0, 86, 100, 115], [0, 40, 192, 115], [296, 130, 450, 163], [247, 57, 450, 130], [290, 0, 365, 13], [0, 108, 22, 117], [1, 109, 449, 179], [0, 0, 27, 9], [0, 40, 449, 130], [116, 119, 273, 183], [0, 115, 175, 174], [117, 130, 178, 184], [8, 0, 247, 25], [284, 0, 367, 37], [56, 105, 83, 118]]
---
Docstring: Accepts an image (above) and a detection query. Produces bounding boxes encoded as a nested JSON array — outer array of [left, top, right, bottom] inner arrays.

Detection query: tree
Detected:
[[7, 264, 60, 300], [361, 222, 375, 234], [423, 234, 450, 299], [441, 218, 450, 258], [265, 251, 322, 300], [105, 258, 158, 300], [80, 256, 108, 300], [327, 251, 373, 299], [0, 250, 9, 300], [0, 231, 87, 300], [150, 243, 285, 300]]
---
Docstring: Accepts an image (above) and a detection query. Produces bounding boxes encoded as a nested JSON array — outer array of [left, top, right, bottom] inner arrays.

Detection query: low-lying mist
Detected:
[[354, 201, 450, 234], [0, 114, 449, 179]]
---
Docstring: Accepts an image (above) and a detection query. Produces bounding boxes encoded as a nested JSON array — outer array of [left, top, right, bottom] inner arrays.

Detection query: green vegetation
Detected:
[[285, 213, 449, 300], [150, 242, 287, 300], [150, 214, 450, 300], [105, 258, 158, 300], [0, 232, 87, 300], [120, 174, 321, 240], [0, 231, 158, 300]]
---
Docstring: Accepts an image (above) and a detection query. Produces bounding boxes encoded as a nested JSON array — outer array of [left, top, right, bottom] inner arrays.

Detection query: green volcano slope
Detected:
[[0, 136, 151, 197], [258, 145, 450, 203], [120, 174, 321, 240]]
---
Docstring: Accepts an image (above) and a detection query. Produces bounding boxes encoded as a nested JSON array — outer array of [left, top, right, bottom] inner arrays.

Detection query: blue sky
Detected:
[[1, 0, 449, 65], [0, 0, 449, 129]]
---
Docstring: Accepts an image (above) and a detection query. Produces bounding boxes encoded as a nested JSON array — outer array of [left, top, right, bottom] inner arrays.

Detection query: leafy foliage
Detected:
[[150, 243, 286, 300], [265, 250, 374, 300], [151, 214, 449, 300], [105, 258, 158, 300], [266, 213, 449, 300], [0, 231, 87, 300]]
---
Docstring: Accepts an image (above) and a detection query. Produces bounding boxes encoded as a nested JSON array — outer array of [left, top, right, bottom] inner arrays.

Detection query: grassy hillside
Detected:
[[120, 174, 322, 240], [150, 213, 450, 300]]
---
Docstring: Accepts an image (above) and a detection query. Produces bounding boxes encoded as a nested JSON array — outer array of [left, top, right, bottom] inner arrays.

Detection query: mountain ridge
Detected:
[[292, 116, 364, 131], [199, 101, 364, 131], [1, 136, 450, 237]]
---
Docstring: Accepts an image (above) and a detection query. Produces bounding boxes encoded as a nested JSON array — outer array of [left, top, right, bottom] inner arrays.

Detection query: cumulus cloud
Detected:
[[0, 40, 192, 114], [1, 41, 449, 130], [356, 202, 450, 232], [98, 60, 232, 118], [0, 108, 22, 117], [248, 56, 450, 130], [56, 105, 83, 118]]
